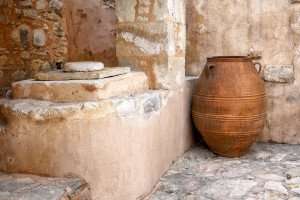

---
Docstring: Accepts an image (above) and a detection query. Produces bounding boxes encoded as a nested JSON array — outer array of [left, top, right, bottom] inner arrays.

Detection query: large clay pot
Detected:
[[192, 56, 266, 157]]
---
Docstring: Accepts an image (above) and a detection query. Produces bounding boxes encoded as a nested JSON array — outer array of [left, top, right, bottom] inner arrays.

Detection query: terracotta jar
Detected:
[[192, 56, 266, 157]]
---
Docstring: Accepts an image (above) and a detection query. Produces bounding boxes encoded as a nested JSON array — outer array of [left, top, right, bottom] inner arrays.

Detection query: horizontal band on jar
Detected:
[[199, 130, 261, 136], [192, 111, 266, 121], [193, 94, 266, 101]]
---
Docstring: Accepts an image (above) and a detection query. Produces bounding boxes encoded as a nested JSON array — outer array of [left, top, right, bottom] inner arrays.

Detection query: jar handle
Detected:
[[205, 64, 216, 78], [253, 62, 262, 73], [208, 64, 216, 70]]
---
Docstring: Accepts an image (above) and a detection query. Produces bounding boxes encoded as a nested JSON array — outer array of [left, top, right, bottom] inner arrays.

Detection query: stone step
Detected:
[[12, 72, 149, 102], [34, 67, 131, 81], [0, 172, 91, 200]]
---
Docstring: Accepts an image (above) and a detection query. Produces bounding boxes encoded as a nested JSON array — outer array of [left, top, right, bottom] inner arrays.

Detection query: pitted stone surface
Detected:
[[0, 173, 91, 200], [63, 62, 104, 72], [34, 67, 131, 81], [12, 72, 148, 102], [0, 89, 168, 121], [264, 65, 295, 83], [150, 143, 300, 200]]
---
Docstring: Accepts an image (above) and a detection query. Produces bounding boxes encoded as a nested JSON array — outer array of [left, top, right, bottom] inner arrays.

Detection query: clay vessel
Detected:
[[192, 56, 266, 157]]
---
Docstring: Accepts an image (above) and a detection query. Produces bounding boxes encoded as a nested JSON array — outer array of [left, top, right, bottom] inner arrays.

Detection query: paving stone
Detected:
[[0, 173, 91, 200], [290, 197, 300, 200], [34, 67, 131, 81], [264, 181, 288, 195], [291, 188, 300, 195], [12, 72, 149, 102], [256, 174, 285, 181], [63, 61, 104, 72], [150, 143, 300, 200], [287, 168, 300, 178], [286, 177, 300, 184]]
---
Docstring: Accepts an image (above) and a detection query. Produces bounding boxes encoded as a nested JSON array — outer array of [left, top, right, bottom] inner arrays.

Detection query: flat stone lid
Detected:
[[63, 61, 104, 72], [34, 67, 131, 81]]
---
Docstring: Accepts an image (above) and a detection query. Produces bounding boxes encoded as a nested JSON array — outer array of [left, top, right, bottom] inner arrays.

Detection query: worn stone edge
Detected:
[[0, 90, 172, 122]]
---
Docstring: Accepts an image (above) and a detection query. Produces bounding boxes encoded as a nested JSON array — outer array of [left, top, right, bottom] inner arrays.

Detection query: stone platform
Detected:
[[0, 79, 195, 200], [12, 72, 148, 102], [150, 143, 300, 200], [0, 173, 91, 200]]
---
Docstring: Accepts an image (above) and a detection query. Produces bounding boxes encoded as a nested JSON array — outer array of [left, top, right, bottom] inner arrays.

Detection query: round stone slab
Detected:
[[63, 61, 104, 72]]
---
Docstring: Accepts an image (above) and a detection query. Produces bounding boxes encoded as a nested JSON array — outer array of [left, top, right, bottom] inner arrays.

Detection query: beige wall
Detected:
[[186, 0, 300, 144], [64, 0, 118, 67]]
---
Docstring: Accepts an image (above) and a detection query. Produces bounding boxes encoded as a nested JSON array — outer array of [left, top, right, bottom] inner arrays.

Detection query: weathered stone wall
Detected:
[[186, 0, 300, 144], [116, 0, 186, 89], [0, 0, 67, 96], [0, 0, 118, 96], [64, 0, 118, 67]]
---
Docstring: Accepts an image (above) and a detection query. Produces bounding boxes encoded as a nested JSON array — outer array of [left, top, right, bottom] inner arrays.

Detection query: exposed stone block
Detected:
[[36, 0, 48, 10], [34, 67, 131, 81], [49, 0, 63, 12], [12, 72, 149, 102], [11, 25, 31, 49], [33, 29, 47, 47], [22, 9, 38, 19], [263, 65, 295, 83], [18, 0, 32, 7]]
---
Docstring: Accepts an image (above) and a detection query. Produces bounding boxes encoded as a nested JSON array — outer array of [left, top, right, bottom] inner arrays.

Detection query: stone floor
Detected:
[[150, 143, 300, 200], [0, 173, 91, 200]]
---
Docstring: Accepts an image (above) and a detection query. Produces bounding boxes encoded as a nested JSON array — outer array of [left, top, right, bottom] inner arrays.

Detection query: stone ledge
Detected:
[[1, 78, 196, 122], [0, 90, 169, 121], [0, 172, 91, 200]]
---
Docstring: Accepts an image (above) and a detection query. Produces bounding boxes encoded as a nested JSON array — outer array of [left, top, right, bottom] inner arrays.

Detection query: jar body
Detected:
[[192, 56, 266, 157]]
